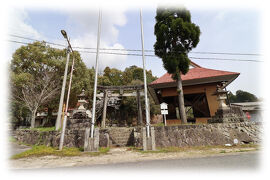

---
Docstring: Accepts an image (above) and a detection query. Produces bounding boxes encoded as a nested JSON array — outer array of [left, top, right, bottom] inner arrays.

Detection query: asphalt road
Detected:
[[9, 142, 31, 156], [57, 151, 260, 171]]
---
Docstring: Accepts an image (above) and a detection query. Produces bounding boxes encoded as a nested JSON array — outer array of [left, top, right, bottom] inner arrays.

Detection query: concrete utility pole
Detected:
[[59, 55, 75, 150], [55, 37, 70, 130], [140, 9, 151, 138], [58, 30, 75, 150], [90, 9, 102, 138]]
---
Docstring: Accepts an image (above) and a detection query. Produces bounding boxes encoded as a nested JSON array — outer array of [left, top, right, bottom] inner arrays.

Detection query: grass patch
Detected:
[[128, 144, 259, 154], [22, 127, 56, 132], [152, 123, 165, 127], [11, 145, 81, 159], [11, 145, 110, 159], [220, 150, 226, 153]]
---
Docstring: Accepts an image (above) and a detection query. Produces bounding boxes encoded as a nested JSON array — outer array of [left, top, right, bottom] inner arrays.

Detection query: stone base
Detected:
[[208, 108, 246, 123], [142, 127, 156, 151], [67, 118, 91, 130], [84, 127, 99, 152]]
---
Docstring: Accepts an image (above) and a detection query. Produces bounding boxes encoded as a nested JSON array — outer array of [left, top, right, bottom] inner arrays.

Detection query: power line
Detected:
[[188, 57, 263, 62], [9, 33, 262, 56], [77, 50, 264, 62], [189, 51, 261, 56], [7, 39, 263, 63], [9, 34, 66, 48]]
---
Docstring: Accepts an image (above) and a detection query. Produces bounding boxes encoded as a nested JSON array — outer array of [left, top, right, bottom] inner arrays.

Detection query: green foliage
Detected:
[[11, 145, 110, 159], [103, 67, 124, 86], [228, 90, 258, 103], [10, 41, 91, 126], [23, 126, 56, 132], [153, 122, 165, 127], [11, 145, 81, 159], [129, 144, 259, 154], [154, 7, 200, 79], [122, 65, 157, 84], [10, 41, 159, 127]]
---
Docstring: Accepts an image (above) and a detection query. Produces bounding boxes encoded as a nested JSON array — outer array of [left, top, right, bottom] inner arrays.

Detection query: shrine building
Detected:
[[148, 62, 240, 124]]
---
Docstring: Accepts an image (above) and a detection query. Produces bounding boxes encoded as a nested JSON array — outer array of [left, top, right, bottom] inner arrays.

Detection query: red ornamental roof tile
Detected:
[[150, 67, 240, 85]]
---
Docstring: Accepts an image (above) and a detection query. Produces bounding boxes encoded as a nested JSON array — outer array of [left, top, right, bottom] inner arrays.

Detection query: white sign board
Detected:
[[161, 110, 168, 115], [160, 102, 168, 110]]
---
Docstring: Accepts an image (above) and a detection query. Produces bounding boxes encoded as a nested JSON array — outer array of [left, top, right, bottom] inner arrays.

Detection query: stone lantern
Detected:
[[67, 89, 92, 130], [213, 85, 229, 110], [77, 89, 87, 111], [71, 89, 91, 119]]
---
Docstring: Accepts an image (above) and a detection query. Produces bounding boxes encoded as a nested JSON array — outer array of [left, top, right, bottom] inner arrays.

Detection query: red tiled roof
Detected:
[[151, 67, 240, 85]]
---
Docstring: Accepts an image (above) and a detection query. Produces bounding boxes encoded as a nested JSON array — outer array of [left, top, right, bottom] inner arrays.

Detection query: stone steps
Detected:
[[106, 128, 134, 147]]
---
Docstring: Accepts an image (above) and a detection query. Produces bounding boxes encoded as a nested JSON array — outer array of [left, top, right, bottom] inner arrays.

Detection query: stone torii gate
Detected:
[[97, 85, 145, 128]]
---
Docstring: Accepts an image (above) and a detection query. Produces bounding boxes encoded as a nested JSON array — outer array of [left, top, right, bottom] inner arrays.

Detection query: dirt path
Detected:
[[9, 146, 259, 169]]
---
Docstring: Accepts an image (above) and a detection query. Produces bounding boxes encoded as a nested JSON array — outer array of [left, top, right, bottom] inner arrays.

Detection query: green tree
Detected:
[[236, 90, 258, 102], [228, 90, 258, 103], [11, 71, 60, 128], [99, 66, 158, 126], [103, 67, 123, 86], [227, 91, 237, 103], [154, 7, 200, 123], [122, 65, 157, 85], [10, 41, 90, 128]]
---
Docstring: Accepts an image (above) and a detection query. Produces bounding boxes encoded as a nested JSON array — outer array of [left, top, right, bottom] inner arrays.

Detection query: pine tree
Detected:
[[154, 7, 200, 123]]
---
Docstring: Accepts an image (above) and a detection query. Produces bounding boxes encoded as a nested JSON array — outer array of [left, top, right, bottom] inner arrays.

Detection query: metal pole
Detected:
[[140, 9, 150, 138], [59, 55, 75, 150], [90, 9, 102, 138], [55, 45, 70, 130], [164, 114, 167, 126]]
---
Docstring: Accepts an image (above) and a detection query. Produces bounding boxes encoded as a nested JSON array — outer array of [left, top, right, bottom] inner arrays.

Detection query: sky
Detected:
[[1, 0, 270, 178], [5, 4, 262, 98]]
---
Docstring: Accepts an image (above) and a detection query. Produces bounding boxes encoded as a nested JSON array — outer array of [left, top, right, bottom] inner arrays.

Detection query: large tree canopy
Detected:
[[154, 7, 200, 78], [154, 6, 200, 124], [10, 41, 90, 127]]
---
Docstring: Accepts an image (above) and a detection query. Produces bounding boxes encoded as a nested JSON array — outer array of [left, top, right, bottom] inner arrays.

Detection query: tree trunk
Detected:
[[47, 107, 53, 126], [176, 75, 187, 124], [136, 89, 143, 126], [30, 108, 37, 128]]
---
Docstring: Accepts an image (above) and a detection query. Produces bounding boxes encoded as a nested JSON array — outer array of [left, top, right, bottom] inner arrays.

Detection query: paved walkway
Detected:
[[9, 142, 31, 156]]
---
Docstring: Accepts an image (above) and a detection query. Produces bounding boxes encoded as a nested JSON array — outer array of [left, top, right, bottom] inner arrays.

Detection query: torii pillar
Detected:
[[101, 90, 109, 128]]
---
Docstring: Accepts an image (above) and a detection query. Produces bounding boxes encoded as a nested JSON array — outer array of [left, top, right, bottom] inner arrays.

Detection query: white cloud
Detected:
[[8, 9, 40, 38], [7, 8, 45, 61], [7, 8, 128, 70], [71, 33, 128, 70], [66, 8, 128, 70]]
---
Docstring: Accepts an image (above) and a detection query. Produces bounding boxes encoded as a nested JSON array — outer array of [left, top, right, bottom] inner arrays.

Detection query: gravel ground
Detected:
[[9, 145, 259, 169]]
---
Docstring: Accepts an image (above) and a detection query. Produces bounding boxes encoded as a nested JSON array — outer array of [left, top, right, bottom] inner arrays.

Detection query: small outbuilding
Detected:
[[148, 62, 240, 124], [230, 102, 263, 122]]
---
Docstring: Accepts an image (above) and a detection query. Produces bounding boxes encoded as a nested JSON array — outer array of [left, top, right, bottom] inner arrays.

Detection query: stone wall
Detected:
[[14, 122, 261, 149], [15, 129, 86, 148], [14, 127, 134, 148], [134, 122, 261, 147]]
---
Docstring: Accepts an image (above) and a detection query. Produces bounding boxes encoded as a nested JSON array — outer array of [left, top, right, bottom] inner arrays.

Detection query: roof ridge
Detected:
[[150, 67, 240, 85]]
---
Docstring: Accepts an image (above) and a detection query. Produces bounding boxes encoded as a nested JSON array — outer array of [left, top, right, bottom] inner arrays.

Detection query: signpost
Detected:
[[160, 102, 168, 126]]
